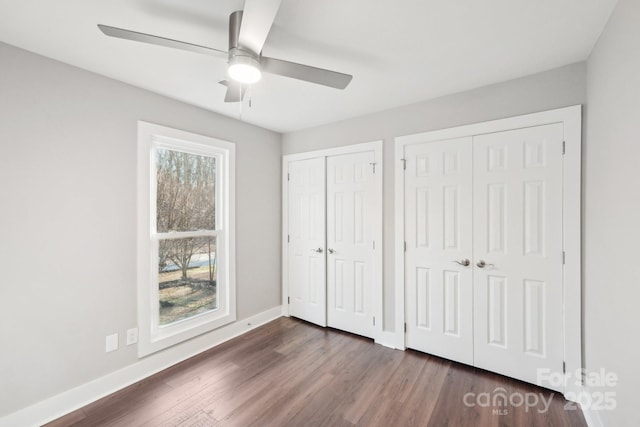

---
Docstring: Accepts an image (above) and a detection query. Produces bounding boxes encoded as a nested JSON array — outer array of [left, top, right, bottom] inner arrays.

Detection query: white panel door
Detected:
[[288, 157, 326, 326], [326, 152, 376, 338], [473, 123, 564, 390], [404, 137, 474, 365]]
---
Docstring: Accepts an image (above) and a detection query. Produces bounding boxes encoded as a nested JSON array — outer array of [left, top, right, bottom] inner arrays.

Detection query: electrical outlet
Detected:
[[126, 328, 138, 345], [106, 333, 119, 353]]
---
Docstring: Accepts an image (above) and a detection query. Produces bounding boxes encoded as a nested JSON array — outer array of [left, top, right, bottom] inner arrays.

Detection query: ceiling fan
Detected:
[[98, 0, 352, 102]]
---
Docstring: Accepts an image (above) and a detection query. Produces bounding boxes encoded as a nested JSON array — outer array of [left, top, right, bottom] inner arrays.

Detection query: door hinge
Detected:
[[287, 173, 290, 181], [373, 240, 375, 250], [404, 322, 407, 333], [287, 235, 290, 243], [373, 316, 376, 326], [562, 141, 566, 155], [404, 241, 407, 252], [401, 158, 407, 170], [287, 296, 290, 304], [563, 361, 566, 374], [562, 251, 566, 265], [370, 162, 377, 174]]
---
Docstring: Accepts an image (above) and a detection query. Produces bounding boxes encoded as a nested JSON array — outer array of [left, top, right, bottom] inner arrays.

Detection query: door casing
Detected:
[[394, 105, 582, 399], [282, 141, 384, 342]]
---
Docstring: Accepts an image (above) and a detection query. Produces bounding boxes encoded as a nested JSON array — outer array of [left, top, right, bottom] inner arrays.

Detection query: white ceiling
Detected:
[[0, 0, 617, 133]]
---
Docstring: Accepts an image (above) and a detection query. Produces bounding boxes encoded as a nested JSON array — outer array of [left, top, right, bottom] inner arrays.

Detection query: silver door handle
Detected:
[[311, 248, 323, 253], [328, 248, 335, 254], [476, 260, 494, 268], [453, 259, 470, 267]]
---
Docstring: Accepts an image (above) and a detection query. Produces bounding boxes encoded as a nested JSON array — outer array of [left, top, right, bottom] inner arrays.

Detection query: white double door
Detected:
[[288, 151, 377, 339], [404, 123, 565, 390]]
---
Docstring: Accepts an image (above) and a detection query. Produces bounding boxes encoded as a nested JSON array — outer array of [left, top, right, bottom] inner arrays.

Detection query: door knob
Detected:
[[476, 260, 494, 268], [328, 248, 335, 254], [311, 248, 323, 253], [453, 259, 470, 267]]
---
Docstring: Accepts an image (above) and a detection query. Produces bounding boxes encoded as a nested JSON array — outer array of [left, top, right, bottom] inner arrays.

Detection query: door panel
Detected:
[[288, 157, 326, 326], [403, 124, 565, 390], [472, 123, 564, 391], [327, 152, 376, 338], [404, 137, 474, 365]]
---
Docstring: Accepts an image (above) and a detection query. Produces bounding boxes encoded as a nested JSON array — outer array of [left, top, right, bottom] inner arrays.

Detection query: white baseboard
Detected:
[[0, 306, 283, 427], [583, 408, 604, 427], [581, 386, 605, 427], [375, 330, 405, 350]]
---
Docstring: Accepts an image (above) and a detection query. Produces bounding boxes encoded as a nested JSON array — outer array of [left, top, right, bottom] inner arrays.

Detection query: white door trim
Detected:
[[282, 140, 384, 342], [394, 105, 582, 398]]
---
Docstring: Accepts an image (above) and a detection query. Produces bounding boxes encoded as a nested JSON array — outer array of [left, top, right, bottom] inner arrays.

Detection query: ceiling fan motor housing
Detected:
[[227, 49, 262, 83], [227, 10, 262, 84]]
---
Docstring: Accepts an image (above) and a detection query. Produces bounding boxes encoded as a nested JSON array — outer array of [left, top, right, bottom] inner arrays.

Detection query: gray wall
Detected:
[[0, 42, 282, 416], [585, 0, 640, 425], [283, 62, 587, 330]]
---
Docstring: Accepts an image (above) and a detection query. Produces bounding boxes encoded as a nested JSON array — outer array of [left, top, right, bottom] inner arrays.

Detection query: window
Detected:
[[137, 122, 235, 356]]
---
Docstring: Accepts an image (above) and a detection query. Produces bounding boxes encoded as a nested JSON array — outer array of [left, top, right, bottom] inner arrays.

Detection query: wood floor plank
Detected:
[[428, 363, 496, 427], [394, 353, 451, 426], [45, 317, 587, 427], [341, 348, 406, 424], [44, 409, 87, 427]]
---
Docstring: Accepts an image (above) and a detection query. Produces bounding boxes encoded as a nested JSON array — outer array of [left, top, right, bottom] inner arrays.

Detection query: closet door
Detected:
[[472, 123, 564, 390], [404, 137, 474, 365], [288, 158, 327, 326], [326, 152, 377, 338]]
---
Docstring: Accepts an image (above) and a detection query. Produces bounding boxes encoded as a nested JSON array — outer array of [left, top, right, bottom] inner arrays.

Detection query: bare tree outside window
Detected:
[[156, 148, 218, 325]]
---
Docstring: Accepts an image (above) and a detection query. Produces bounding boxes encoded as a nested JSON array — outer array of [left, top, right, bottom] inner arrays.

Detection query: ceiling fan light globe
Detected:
[[228, 54, 262, 84], [228, 63, 262, 84]]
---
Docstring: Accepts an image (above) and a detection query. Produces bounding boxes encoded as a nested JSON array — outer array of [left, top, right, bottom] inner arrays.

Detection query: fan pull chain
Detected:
[[236, 84, 252, 122], [239, 84, 244, 121]]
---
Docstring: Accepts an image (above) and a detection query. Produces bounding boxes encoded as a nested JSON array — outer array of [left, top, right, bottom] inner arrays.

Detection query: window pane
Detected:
[[156, 148, 216, 232], [158, 236, 218, 326]]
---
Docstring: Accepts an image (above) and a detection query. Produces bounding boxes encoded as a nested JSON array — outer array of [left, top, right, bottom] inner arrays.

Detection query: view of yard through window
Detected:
[[156, 148, 218, 326], [159, 237, 217, 325]]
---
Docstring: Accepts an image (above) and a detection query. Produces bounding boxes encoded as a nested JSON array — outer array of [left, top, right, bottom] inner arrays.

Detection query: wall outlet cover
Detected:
[[126, 328, 138, 345], [106, 333, 119, 353]]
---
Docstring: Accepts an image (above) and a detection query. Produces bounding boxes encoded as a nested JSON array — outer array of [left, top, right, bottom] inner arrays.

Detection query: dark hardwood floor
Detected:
[[46, 317, 586, 426]]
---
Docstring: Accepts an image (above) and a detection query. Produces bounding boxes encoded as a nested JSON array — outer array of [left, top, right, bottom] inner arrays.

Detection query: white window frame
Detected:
[[137, 121, 236, 357]]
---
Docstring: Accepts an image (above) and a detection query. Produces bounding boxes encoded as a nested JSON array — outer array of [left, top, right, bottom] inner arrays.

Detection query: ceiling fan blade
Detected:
[[262, 57, 353, 90], [98, 24, 227, 58], [219, 80, 246, 103], [238, 0, 281, 54]]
